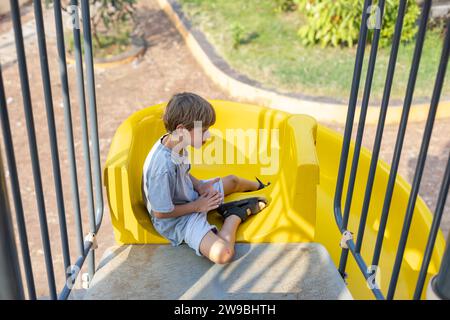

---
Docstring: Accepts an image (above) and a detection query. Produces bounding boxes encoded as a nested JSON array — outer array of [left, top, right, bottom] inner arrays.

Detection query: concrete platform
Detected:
[[83, 243, 353, 300]]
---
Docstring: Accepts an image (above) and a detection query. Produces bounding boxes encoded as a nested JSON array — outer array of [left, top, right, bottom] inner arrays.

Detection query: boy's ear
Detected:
[[173, 125, 190, 140]]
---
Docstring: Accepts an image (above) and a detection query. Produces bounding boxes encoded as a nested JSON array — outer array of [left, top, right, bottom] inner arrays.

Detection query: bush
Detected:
[[428, 10, 450, 36], [48, 0, 136, 51], [273, 0, 298, 13], [90, 0, 137, 49], [296, 0, 421, 48]]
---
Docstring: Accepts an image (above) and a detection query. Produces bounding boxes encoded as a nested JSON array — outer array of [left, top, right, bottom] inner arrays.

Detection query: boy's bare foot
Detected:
[[245, 201, 266, 215]]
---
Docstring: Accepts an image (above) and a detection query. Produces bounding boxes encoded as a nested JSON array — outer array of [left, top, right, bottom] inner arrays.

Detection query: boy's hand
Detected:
[[196, 178, 220, 197], [194, 192, 223, 212]]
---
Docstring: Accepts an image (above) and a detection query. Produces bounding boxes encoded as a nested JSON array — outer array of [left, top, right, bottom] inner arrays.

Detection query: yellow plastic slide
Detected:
[[104, 100, 446, 299]]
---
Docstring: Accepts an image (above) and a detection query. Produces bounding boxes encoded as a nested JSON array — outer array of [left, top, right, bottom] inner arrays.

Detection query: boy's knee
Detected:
[[214, 244, 235, 264], [226, 174, 240, 193]]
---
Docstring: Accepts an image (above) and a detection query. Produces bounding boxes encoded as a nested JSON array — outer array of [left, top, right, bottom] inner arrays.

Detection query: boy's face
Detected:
[[174, 125, 211, 149], [189, 127, 210, 149]]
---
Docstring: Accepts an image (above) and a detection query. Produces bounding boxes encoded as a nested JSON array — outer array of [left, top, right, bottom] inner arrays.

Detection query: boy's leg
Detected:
[[217, 215, 241, 244], [199, 215, 241, 264], [222, 175, 260, 196]]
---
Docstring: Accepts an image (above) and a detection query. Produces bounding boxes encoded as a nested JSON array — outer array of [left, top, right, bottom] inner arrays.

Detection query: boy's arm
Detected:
[[189, 174, 221, 196], [189, 174, 202, 192], [153, 192, 222, 219], [153, 202, 197, 219]]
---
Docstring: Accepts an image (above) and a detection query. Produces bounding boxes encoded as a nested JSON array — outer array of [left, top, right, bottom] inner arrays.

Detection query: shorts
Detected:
[[183, 177, 224, 256]]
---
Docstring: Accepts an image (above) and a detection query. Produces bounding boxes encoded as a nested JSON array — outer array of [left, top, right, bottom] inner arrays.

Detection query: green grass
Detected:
[[179, 0, 449, 103]]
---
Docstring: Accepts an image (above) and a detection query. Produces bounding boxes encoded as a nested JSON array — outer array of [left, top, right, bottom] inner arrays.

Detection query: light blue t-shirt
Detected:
[[142, 134, 200, 246]]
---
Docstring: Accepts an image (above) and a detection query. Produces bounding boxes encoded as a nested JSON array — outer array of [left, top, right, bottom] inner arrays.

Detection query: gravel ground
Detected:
[[0, 0, 448, 299]]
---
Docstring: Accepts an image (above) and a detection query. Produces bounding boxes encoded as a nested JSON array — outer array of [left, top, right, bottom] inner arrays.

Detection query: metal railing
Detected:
[[0, 0, 103, 300], [334, 0, 450, 300]]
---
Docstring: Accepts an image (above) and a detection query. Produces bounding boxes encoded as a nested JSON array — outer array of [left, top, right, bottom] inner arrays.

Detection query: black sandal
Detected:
[[255, 177, 270, 190], [217, 196, 266, 212], [217, 197, 267, 222]]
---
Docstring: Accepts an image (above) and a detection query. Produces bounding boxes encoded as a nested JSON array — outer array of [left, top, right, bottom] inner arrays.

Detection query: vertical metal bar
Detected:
[[360, 0, 406, 269], [414, 152, 450, 299], [0, 65, 36, 299], [69, 0, 96, 258], [387, 20, 450, 299], [339, 0, 384, 274], [53, 0, 84, 258], [81, 0, 104, 232], [353, 0, 385, 253], [0, 148, 24, 300], [339, 0, 406, 279], [33, 0, 71, 278], [339, 1, 385, 275], [78, 0, 104, 284], [372, 0, 431, 269], [10, 0, 57, 299], [74, 0, 96, 282], [334, 0, 371, 278], [434, 228, 450, 300], [333, 0, 372, 231]]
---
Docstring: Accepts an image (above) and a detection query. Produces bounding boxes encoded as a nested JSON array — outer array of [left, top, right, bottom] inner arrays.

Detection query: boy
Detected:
[[142, 92, 267, 264]]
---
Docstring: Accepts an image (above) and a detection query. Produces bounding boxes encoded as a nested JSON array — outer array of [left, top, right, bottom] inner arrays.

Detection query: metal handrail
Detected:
[[0, 0, 104, 300], [334, 0, 450, 300], [0, 147, 24, 300]]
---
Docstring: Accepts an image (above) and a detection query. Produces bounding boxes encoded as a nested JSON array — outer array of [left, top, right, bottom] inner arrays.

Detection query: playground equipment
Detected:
[[0, 0, 449, 300], [102, 99, 446, 300]]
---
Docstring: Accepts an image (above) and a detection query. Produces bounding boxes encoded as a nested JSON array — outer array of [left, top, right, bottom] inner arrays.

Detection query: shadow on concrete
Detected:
[[83, 243, 352, 300]]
